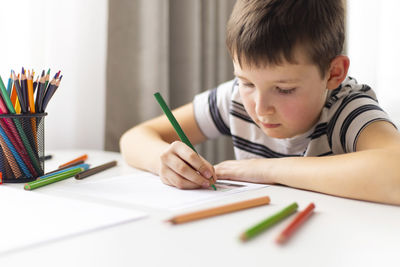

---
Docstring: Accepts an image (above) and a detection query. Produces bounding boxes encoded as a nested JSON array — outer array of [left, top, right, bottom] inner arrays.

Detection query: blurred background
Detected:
[[0, 0, 399, 164]]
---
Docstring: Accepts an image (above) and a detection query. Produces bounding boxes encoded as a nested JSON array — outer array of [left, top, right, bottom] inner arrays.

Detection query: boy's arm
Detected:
[[215, 121, 400, 205], [120, 102, 214, 188]]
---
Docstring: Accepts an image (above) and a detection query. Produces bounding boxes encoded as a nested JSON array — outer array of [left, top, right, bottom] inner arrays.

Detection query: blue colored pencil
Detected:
[[0, 124, 31, 178], [6, 71, 12, 96], [38, 163, 90, 179]]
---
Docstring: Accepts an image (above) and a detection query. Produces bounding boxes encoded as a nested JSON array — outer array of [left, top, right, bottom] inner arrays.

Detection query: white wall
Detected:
[[0, 0, 108, 150], [347, 0, 400, 126]]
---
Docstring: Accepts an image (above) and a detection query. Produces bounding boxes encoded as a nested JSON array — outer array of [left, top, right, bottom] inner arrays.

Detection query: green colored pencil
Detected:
[[240, 202, 298, 241], [154, 92, 217, 190], [24, 167, 84, 190], [0, 75, 14, 111]]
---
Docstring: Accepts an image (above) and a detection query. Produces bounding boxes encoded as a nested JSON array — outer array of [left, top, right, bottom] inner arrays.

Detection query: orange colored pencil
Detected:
[[276, 202, 315, 244], [27, 70, 35, 113], [10, 81, 17, 105], [58, 154, 88, 168], [167, 196, 271, 224]]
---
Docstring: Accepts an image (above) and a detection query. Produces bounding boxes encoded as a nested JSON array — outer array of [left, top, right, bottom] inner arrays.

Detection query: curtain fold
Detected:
[[106, 0, 236, 164]]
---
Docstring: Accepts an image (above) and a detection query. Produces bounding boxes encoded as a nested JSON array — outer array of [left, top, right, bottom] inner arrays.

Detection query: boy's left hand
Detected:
[[214, 159, 275, 184]]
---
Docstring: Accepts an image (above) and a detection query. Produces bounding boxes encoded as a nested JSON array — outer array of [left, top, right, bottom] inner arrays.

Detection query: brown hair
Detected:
[[226, 0, 345, 76]]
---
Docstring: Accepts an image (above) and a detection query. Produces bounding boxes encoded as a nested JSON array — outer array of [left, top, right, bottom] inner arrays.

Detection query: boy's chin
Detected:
[[262, 129, 297, 139]]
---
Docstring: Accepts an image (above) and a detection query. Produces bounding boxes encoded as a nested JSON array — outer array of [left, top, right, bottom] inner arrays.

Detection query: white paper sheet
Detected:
[[0, 186, 147, 255], [54, 172, 268, 210]]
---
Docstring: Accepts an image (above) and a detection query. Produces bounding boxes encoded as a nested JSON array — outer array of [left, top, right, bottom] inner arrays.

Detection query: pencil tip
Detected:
[[41, 70, 45, 77], [239, 233, 248, 242], [47, 68, 51, 74], [275, 235, 286, 244], [22, 67, 25, 74]]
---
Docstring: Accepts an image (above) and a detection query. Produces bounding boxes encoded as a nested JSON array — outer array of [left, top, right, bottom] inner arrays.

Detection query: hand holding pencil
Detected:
[[154, 92, 217, 190], [159, 141, 216, 189]]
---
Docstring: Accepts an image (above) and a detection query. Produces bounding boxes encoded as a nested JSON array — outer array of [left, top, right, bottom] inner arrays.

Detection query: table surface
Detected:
[[0, 149, 399, 267]]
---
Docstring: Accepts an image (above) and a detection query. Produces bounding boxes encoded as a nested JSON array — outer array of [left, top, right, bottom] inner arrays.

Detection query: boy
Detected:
[[120, 0, 400, 205]]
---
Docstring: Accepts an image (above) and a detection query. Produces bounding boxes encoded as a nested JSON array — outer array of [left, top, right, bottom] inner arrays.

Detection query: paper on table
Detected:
[[0, 186, 147, 255], [54, 172, 268, 210]]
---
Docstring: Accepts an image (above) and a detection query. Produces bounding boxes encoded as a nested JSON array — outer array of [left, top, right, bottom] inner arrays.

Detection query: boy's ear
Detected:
[[326, 55, 350, 90]]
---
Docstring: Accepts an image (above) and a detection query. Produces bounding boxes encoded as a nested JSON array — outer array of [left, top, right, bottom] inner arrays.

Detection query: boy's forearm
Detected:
[[269, 149, 400, 205], [120, 127, 169, 175]]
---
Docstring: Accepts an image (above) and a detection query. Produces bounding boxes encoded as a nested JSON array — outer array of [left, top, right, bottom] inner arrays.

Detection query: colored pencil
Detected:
[[167, 196, 271, 224], [42, 68, 50, 106], [10, 78, 17, 105], [39, 163, 90, 179], [33, 75, 39, 93], [75, 160, 117, 180], [0, 118, 36, 177], [35, 70, 45, 112], [0, 131, 23, 178], [51, 75, 62, 99], [276, 203, 315, 244], [21, 67, 29, 113], [58, 154, 88, 168], [40, 154, 53, 161], [240, 202, 298, 242], [154, 92, 217, 190], [45, 160, 85, 175], [12, 71, 27, 113], [0, 125, 28, 178], [6, 72, 12, 96], [27, 70, 37, 146], [27, 70, 35, 113], [41, 74, 58, 112], [24, 167, 85, 190], [0, 75, 14, 112]]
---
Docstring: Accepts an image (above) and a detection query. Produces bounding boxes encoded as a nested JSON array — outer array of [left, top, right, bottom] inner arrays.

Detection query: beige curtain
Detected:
[[106, 0, 236, 164]]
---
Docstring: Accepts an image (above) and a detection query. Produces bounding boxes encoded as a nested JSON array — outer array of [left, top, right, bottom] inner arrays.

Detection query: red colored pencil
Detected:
[[276, 202, 315, 244]]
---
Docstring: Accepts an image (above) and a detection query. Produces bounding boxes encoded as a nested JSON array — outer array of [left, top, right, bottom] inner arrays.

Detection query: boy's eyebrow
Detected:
[[233, 72, 247, 80], [234, 72, 300, 83], [274, 79, 300, 83]]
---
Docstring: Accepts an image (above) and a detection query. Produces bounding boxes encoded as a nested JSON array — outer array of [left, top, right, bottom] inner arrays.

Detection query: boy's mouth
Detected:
[[261, 123, 281, 129]]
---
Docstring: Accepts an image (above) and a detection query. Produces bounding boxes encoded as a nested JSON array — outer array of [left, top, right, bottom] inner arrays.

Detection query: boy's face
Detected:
[[234, 51, 329, 139]]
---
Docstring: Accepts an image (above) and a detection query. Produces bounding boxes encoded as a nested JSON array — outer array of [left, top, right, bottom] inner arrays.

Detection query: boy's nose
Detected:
[[256, 104, 275, 116], [255, 94, 275, 116]]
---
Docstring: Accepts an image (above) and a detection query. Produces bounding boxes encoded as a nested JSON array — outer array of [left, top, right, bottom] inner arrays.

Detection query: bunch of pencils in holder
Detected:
[[8, 68, 62, 114], [0, 68, 63, 182]]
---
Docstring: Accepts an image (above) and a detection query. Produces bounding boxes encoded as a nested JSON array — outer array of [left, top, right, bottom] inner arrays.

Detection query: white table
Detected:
[[0, 149, 399, 267]]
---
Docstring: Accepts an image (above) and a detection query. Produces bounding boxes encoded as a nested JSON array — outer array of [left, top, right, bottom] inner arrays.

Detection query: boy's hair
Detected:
[[226, 0, 345, 77]]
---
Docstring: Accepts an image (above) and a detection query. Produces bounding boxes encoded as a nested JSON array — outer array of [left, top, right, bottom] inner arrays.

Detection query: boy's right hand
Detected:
[[159, 141, 216, 189]]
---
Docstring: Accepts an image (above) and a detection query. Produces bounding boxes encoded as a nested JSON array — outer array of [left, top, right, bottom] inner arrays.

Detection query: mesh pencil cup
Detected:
[[0, 113, 47, 183]]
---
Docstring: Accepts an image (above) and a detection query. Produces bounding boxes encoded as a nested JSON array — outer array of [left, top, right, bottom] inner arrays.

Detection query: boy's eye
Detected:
[[240, 82, 255, 88], [276, 87, 296, 94]]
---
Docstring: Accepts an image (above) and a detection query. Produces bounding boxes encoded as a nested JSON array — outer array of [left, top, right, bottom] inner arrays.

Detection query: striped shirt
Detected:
[[193, 77, 394, 159]]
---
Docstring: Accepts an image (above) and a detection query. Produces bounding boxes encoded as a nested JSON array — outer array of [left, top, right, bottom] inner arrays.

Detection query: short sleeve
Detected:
[[193, 80, 235, 139], [328, 86, 395, 153]]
